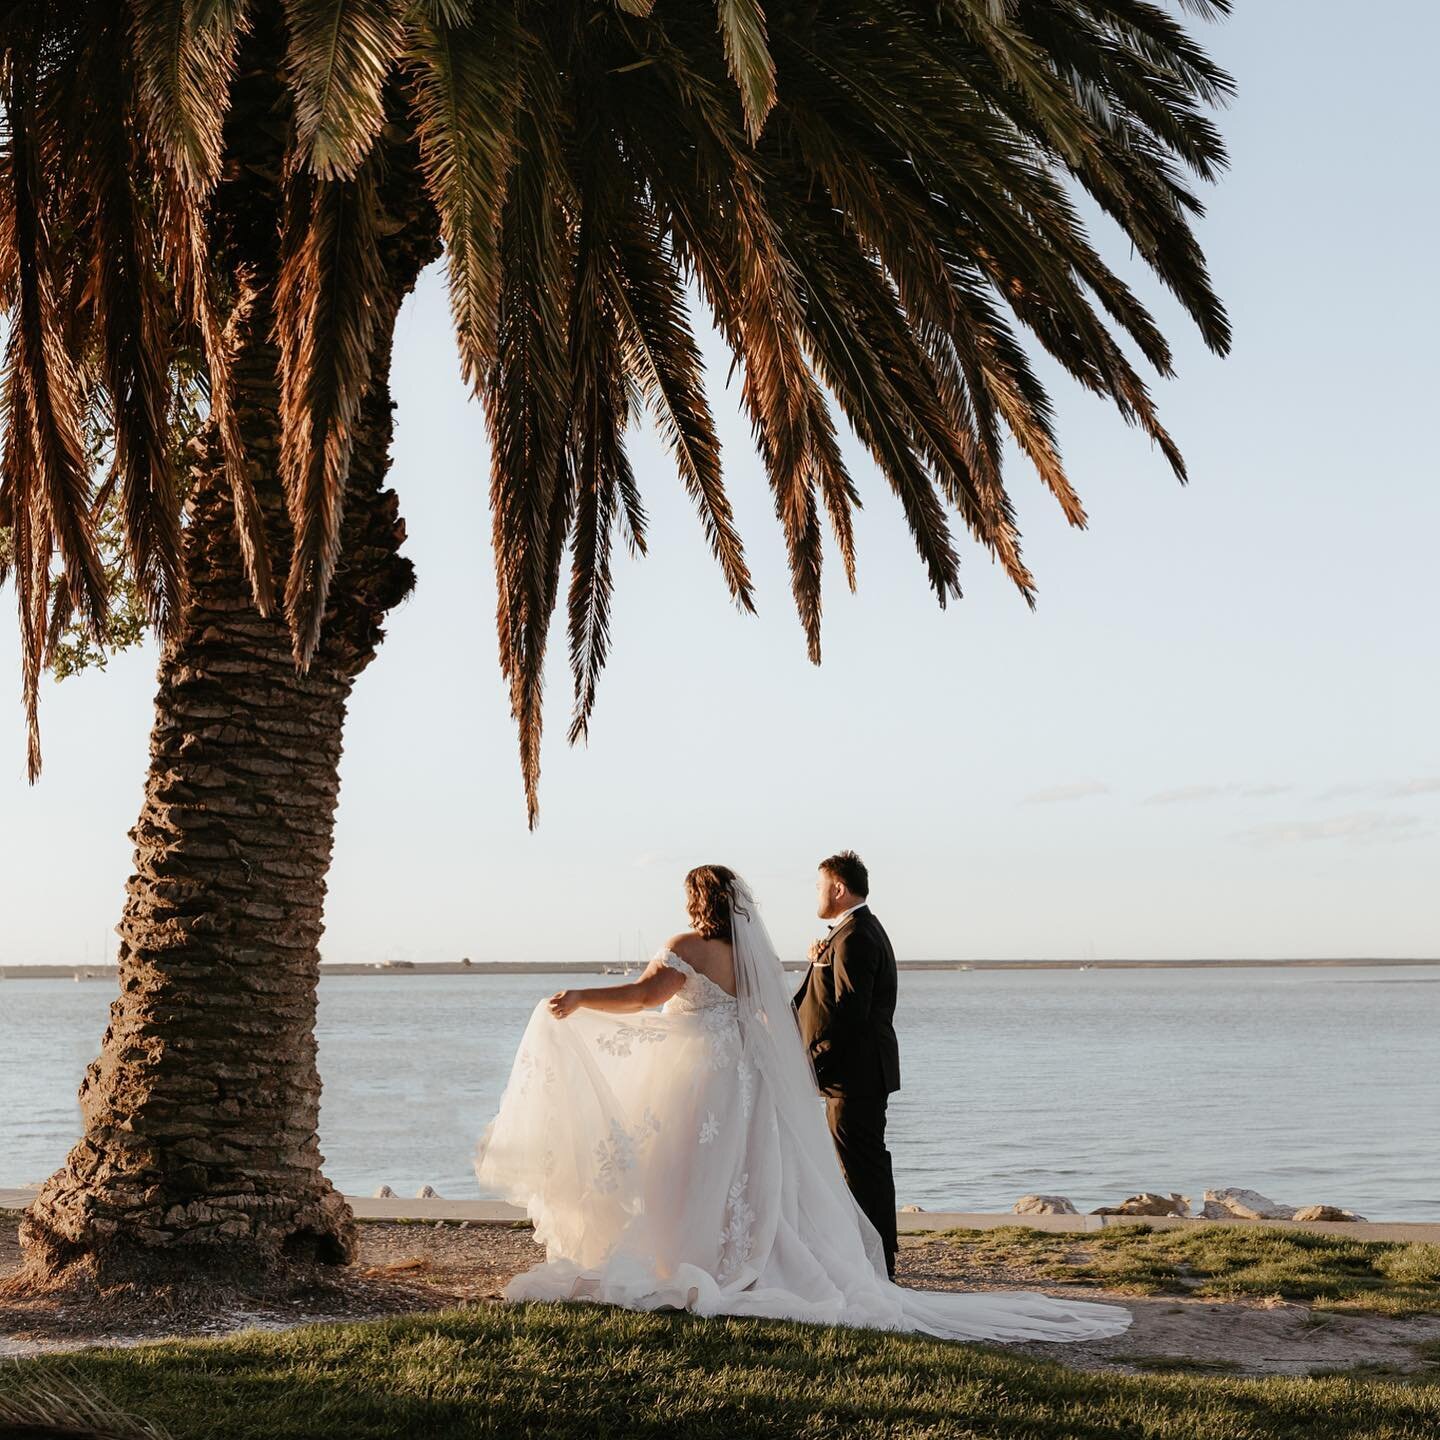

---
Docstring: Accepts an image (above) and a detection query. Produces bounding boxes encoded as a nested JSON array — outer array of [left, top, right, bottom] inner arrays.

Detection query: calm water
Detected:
[[3, 966, 1436, 1219]]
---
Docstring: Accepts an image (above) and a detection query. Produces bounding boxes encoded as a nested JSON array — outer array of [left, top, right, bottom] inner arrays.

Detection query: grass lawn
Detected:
[[3, 1301, 1439, 1440], [936, 1223, 1440, 1317]]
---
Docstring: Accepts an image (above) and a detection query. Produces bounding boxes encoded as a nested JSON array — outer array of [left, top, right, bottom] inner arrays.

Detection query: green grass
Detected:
[[937, 1224, 1440, 1316], [3, 1303, 1439, 1440]]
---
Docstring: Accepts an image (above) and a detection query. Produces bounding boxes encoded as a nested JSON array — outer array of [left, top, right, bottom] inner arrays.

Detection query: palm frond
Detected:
[[0, 365, 47, 781], [620, 30, 830, 657], [484, 37, 573, 824], [190, 251, 277, 612], [716, 0, 775, 141], [1, 79, 107, 639], [801, 376, 860, 593], [564, 141, 628, 746], [275, 156, 386, 661], [406, 4, 522, 389], [608, 204, 752, 610], [131, 0, 248, 195], [283, 0, 403, 179], [76, 27, 185, 630]]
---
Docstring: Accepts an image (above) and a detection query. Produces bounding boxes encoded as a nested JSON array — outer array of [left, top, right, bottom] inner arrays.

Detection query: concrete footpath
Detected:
[[3, 1188, 1437, 1244]]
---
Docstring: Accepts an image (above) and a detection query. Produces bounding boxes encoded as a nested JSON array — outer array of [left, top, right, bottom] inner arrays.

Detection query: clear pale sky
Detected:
[[2, 5, 1436, 967]]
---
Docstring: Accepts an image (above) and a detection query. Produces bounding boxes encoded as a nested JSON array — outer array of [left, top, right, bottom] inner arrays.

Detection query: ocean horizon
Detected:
[[5, 955, 1438, 979]]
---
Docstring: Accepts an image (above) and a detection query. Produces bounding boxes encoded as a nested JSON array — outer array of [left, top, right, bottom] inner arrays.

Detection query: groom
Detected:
[[792, 850, 900, 1278]]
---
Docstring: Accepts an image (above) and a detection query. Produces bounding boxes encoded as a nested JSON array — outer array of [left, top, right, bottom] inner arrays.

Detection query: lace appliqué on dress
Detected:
[[516, 1048, 557, 1097], [698, 1111, 720, 1146], [718, 1172, 756, 1283], [596, 1018, 669, 1058], [592, 1108, 662, 1194], [736, 1058, 757, 1118], [700, 1003, 741, 1070]]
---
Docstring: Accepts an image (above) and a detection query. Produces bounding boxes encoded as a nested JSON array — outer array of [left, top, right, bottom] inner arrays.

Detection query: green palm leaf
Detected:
[[716, 0, 776, 140], [284, 0, 403, 179], [131, 0, 247, 194]]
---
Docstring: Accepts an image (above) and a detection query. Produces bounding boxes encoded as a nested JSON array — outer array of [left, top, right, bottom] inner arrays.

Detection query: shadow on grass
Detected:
[[3, 1303, 1439, 1440]]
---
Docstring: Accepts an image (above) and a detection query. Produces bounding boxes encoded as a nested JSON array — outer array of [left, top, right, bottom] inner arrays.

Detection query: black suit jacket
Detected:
[[792, 906, 900, 1098]]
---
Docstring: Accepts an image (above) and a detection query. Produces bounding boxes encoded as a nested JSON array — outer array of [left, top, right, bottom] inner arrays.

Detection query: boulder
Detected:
[[1199, 1188, 1295, 1220], [416, 1184, 440, 1199], [1013, 1194, 1079, 1216], [900, 1204, 926, 1213], [1091, 1192, 1190, 1218], [373, 1185, 395, 1199], [1291, 1205, 1366, 1222]]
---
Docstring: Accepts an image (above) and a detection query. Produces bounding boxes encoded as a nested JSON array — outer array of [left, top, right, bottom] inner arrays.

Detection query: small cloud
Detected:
[[1238, 811, 1428, 847], [1145, 784, 1232, 806], [1024, 782, 1110, 805], [1317, 782, 1376, 801], [1316, 777, 1440, 802], [1385, 777, 1440, 798], [1238, 783, 1293, 799]]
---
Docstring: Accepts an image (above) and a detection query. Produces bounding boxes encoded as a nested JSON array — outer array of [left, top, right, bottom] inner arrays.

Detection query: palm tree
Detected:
[[1, 0, 1232, 1282]]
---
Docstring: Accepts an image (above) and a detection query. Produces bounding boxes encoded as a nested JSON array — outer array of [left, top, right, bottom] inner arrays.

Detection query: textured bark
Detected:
[[19, 23, 440, 1283]]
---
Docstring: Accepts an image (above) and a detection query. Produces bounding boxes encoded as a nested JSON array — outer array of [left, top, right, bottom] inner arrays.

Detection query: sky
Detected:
[[2, 5, 1437, 968]]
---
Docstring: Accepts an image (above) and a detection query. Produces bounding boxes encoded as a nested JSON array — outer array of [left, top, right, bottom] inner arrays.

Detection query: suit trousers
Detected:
[[825, 1094, 898, 1279]]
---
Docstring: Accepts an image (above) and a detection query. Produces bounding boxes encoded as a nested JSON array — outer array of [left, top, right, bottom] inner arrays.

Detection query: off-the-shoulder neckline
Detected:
[[659, 948, 738, 999]]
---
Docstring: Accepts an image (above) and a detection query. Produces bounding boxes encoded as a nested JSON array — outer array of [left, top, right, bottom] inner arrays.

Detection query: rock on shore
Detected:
[[1007, 1187, 1366, 1225], [1091, 1193, 1191, 1217], [1200, 1188, 1296, 1220], [1291, 1204, 1367, 1222], [1012, 1195, 1079, 1216]]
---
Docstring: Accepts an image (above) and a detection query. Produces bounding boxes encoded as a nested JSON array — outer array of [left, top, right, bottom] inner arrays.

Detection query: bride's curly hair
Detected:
[[684, 864, 738, 941]]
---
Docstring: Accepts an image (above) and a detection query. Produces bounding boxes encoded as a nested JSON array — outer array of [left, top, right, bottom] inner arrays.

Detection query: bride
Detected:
[[476, 866, 1130, 1342]]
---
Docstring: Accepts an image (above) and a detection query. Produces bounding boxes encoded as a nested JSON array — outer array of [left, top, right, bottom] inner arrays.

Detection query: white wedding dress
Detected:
[[475, 881, 1130, 1343]]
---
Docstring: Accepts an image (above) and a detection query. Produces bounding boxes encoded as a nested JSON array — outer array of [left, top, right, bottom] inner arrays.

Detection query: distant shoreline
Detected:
[[4, 956, 1438, 980]]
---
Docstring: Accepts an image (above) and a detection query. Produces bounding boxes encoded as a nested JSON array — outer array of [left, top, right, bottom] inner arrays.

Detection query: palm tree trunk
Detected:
[[19, 33, 439, 1283]]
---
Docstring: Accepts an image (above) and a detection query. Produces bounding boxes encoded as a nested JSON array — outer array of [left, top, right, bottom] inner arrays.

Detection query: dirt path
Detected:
[[4, 1216, 1437, 1378]]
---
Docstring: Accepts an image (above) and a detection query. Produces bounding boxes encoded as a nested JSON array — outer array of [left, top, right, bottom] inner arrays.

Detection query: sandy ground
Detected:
[[3, 1216, 1438, 1378]]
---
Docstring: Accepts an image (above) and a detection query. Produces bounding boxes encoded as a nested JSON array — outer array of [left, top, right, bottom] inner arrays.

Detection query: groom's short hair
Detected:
[[820, 850, 869, 898]]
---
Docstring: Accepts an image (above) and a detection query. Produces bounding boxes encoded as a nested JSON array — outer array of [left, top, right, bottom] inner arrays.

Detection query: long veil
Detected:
[[729, 877, 891, 1280], [727, 876, 1132, 1340]]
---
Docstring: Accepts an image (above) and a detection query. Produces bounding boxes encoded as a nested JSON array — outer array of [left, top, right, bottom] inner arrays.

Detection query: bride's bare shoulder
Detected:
[[664, 932, 734, 970], [662, 931, 705, 961]]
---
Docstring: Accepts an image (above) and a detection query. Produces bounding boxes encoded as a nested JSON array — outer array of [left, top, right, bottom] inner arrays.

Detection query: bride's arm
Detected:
[[548, 957, 686, 1018]]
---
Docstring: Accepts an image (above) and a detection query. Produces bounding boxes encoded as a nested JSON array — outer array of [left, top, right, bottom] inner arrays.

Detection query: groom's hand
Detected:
[[807, 939, 826, 963]]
